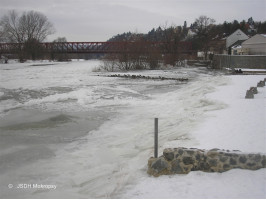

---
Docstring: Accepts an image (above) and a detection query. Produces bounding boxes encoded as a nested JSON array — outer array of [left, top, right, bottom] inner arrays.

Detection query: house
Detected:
[[226, 29, 249, 54], [241, 34, 266, 55], [231, 44, 249, 55], [231, 45, 249, 55], [230, 40, 249, 55]]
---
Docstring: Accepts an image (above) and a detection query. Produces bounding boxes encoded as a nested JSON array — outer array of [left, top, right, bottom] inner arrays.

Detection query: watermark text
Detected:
[[8, 183, 57, 190]]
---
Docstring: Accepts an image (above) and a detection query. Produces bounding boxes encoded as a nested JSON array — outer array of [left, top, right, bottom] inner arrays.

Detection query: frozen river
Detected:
[[0, 60, 226, 198]]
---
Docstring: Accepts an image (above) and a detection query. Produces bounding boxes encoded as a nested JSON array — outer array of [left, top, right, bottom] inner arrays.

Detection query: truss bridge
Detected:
[[0, 41, 194, 54]]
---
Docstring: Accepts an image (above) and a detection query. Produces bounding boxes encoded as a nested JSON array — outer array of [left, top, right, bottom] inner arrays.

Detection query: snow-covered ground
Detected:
[[0, 60, 265, 198], [122, 75, 266, 199]]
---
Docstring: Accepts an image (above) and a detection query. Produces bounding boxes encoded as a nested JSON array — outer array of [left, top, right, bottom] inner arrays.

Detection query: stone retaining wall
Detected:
[[148, 147, 266, 177]]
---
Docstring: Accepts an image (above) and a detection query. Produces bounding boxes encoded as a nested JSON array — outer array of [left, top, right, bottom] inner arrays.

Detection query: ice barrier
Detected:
[[148, 147, 266, 177]]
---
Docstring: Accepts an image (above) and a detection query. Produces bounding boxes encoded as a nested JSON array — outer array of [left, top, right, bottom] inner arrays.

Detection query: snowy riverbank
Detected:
[[121, 75, 266, 199], [0, 60, 265, 198]]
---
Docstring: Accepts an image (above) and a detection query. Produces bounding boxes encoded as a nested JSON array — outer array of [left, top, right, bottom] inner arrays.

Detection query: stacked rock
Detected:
[[257, 80, 265, 87], [245, 78, 266, 98], [245, 89, 254, 99], [250, 87, 258, 94], [148, 147, 266, 177], [108, 74, 188, 81]]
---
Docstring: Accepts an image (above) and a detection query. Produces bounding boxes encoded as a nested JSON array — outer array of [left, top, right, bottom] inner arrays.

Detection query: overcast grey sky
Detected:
[[0, 0, 265, 41]]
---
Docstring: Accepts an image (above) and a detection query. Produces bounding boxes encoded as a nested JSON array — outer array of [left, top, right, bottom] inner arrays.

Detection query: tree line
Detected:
[[109, 17, 266, 43], [105, 16, 216, 69], [104, 16, 266, 69]]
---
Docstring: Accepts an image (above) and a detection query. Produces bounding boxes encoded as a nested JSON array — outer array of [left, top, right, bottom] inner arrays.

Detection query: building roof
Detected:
[[226, 29, 249, 48], [242, 34, 266, 45]]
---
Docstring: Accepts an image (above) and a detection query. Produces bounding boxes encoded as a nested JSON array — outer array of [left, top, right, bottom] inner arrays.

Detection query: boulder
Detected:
[[257, 81, 265, 87], [250, 87, 258, 94], [245, 90, 254, 99]]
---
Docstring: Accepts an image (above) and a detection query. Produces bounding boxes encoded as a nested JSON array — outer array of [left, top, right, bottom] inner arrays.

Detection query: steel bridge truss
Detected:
[[0, 41, 193, 54]]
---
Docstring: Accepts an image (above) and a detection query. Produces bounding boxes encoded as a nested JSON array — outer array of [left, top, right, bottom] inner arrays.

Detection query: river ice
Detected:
[[0, 60, 264, 198]]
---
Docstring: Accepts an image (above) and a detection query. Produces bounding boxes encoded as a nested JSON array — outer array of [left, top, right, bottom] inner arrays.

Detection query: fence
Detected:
[[212, 54, 266, 69]]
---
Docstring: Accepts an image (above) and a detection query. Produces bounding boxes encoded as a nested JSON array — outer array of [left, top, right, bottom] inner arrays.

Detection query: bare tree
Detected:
[[0, 10, 55, 61], [0, 10, 55, 43], [23, 38, 46, 60], [194, 15, 216, 60], [0, 10, 22, 42], [52, 37, 69, 61], [195, 15, 215, 33], [53, 37, 67, 43], [161, 22, 182, 66], [0, 25, 6, 42]]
